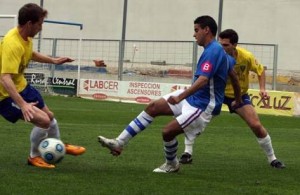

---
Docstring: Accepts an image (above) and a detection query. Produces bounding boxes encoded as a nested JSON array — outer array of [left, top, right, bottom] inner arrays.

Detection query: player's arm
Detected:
[[228, 69, 242, 107], [0, 73, 36, 121], [32, 51, 74, 65], [257, 68, 269, 99], [167, 75, 208, 105], [248, 54, 269, 99]]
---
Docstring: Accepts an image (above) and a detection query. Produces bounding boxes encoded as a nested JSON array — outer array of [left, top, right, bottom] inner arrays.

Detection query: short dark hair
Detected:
[[18, 3, 48, 26], [194, 15, 218, 36], [219, 29, 239, 44]]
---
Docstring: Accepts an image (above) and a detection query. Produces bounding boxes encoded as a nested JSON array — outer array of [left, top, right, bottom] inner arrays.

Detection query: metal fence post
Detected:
[[51, 38, 57, 78], [273, 44, 278, 90], [192, 42, 198, 83], [118, 40, 124, 81]]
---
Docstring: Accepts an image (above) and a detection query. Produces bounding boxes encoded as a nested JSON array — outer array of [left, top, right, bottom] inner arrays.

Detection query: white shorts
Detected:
[[163, 89, 213, 141]]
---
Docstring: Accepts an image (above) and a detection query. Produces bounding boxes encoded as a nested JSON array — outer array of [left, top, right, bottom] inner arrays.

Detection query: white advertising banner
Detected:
[[79, 79, 120, 101], [79, 79, 189, 103], [79, 79, 300, 117]]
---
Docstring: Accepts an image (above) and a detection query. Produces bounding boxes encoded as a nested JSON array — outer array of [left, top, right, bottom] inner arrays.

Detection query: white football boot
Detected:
[[153, 161, 180, 173], [98, 136, 124, 156]]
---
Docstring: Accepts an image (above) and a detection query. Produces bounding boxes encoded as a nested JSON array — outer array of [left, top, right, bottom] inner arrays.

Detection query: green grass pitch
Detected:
[[0, 95, 299, 194]]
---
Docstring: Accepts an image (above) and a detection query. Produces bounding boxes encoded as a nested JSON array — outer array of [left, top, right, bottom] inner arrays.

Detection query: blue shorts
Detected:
[[223, 94, 252, 113], [0, 85, 45, 123]]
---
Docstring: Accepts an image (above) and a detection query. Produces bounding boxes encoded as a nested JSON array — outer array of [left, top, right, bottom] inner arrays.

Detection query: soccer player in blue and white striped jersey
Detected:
[[98, 15, 241, 173]]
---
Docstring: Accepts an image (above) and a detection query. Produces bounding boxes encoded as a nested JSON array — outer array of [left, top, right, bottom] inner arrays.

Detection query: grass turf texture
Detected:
[[0, 95, 299, 195]]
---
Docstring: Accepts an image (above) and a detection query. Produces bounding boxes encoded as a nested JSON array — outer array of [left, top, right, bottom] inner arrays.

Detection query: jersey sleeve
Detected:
[[199, 60, 214, 77], [195, 50, 217, 79], [1, 40, 22, 74]]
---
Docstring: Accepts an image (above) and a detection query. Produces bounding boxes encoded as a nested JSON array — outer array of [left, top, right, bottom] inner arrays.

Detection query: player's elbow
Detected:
[[0, 74, 12, 86]]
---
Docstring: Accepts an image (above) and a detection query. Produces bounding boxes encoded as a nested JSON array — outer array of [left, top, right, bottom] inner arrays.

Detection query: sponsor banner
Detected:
[[25, 73, 77, 96], [222, 89, 295, 116], [79, 79, 298, 116], [249, 89, 294, 116], [79, 79, 120, 101], [120, 81, 162, 103], [120, 82, 190, 103], [25, 73, 46, 85], [79, 79, 190, 103], [48, 77, 77, 96], [48, 77, 77, 87], [294, 92, 300, 116]]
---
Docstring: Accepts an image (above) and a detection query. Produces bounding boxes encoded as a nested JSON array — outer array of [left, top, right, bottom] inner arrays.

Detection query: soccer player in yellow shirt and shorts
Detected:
[[0, 3, 85, 169]]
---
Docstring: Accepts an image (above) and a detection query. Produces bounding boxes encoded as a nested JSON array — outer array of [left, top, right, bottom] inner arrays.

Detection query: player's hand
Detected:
[[167, 96, 181, 105], [259, 90, 269, 100], [21, 102, 38, 122], [231, 99, 242, 111], [53, 57, 74, 65]]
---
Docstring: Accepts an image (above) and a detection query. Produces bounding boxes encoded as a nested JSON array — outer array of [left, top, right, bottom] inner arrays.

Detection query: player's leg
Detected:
[[41, 105, 86, 156], [26, 106, 51, 159], [98, 97, 173, 155], [0, 91, 55, 168], [235, 104, 285, 168], [117, 97, 173, 143], [179, 137, 194, 164], [27, 87, 84, 158], [98, 90, 184, 155], [154, 102, 209, 173], [153, 119, 182, 173], [40, 106, 59, 138], [27, 107, 55, 168], [1, 86, 59, 168], [235, 104, 267, 137], [179, 95, 236, 165]]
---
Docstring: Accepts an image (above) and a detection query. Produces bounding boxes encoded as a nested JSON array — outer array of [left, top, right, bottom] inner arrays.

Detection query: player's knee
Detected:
[[249, 121, 261, 130], [162, 128, 173, 142], [47, 111, 54, 121], [145, 101, 159, 116], [39, 112, 54, 129], [39, 118, 51, 129], [162, 126, 180, 142], [249, 121, 266, 137]]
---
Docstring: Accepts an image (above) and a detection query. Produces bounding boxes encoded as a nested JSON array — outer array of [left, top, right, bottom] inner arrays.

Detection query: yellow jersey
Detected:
[[225, 46, 264, 98], [0, 27, 33, 100]]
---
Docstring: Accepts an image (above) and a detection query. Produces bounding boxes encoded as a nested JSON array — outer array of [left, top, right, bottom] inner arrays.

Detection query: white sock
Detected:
[[30, 126, 48, 158], [116, 111, 153, 145], [184, 137, 195, 155], [47, 118, 60, 139], [257, 134, 276, 163]]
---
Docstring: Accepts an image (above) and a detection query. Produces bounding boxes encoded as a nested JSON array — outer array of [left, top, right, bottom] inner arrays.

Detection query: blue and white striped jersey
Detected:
[[186, 40, 235, 115]]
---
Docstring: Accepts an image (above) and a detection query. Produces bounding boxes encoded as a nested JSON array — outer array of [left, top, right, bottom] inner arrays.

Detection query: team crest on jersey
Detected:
[[240, 65, 246, 72], [201, 61, 212, 73]]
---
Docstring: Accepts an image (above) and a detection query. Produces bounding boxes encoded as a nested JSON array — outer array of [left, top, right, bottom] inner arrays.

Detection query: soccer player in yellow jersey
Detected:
[[180, 29, 285, 169], [0, 3, 85, 169]]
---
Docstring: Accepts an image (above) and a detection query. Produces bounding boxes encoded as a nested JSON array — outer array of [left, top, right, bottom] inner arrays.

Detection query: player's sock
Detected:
[[184, 137, 195, 155], [116, 111, 153, 145], [30, 126, 48, 158], [163, 139, 179, 164], [47, 118, 60, 139], [257, 134, 276, 163]]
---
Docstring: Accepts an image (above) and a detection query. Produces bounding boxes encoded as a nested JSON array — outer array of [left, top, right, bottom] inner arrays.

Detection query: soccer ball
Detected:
[[38, 138, 66, 164]]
